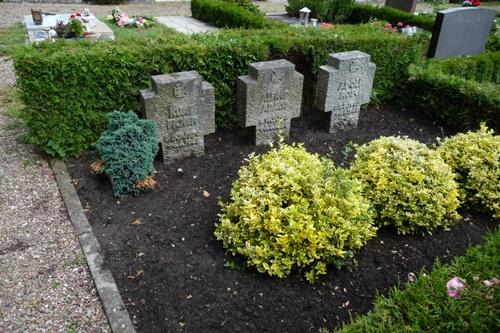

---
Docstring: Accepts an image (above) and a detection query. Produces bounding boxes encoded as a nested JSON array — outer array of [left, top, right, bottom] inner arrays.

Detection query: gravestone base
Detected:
[[385, 0, 417, 14]]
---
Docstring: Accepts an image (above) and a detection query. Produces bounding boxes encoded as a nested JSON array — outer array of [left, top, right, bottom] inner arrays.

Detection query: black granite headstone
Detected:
[[428, 7, 496, 59], [385, 0, 417, 14]]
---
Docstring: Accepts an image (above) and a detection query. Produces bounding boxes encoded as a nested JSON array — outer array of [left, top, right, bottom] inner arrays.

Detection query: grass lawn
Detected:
[[337, 229, 499, 332], [0, 23, 26, 56], [102, 18, 179, 41]]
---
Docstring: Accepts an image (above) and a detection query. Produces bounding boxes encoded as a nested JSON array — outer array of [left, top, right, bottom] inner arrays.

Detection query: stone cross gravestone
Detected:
[[140, 71, 215, 162], [237, 60, 304, 145], [428, 7, 496, 59], [314, 51, 376, 132], [385, 0, 417, 14]]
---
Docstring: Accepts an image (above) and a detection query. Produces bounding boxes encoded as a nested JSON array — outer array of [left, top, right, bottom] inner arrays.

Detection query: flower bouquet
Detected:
[[54, 13, 88, 38], [384, 21, 418, 36], [108, 8, 154, 28]]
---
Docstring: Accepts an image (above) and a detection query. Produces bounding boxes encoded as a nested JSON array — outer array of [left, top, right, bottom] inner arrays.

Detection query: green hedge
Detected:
[[408, 52, 500, 132], [348, 4, 436, 31], [13, 23, 421, 158], [191, 0, 279, 29]]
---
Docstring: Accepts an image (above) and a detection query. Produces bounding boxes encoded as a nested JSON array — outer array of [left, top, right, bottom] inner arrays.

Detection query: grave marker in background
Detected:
[[428, 7, 496, 59], [315, 51, 376, 132], [141, 71, 215, 162], [385, 0, 417, 13], [237, 60, 304, 145]]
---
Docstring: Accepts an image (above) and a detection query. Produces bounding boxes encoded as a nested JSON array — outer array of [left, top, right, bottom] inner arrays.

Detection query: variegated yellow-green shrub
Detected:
[[437, 125, 500, 218], [350, 137, 461, 234], [215, 144, 377, 283]]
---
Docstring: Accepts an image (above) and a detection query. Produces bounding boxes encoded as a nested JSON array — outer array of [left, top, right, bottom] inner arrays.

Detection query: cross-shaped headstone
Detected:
[[140, 71, 215, 162], [315, 51, 376, 133], [237, 60, 304, 145]]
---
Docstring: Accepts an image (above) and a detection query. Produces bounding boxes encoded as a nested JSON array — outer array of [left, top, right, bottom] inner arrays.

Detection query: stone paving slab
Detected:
[[156, 16, 218, 35]]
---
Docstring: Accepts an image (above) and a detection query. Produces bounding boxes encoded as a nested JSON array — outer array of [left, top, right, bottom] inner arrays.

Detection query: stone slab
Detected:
[[385, 0, 418, 13], [50, 159, 135, 333], [237, 59, 304, 145], [141, 71, 215, 162], [315, 51, 376, 132], [428, 7, 496, 59], [155, 16, 218, 35], [24, 13, 114, 43]]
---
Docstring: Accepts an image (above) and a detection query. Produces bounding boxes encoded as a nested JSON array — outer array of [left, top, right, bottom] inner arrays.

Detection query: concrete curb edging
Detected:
[[50, 158, 136, 333]]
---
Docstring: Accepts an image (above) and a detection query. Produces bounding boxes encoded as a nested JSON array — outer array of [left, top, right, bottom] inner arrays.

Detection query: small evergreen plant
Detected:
[[215, 144, 377, 283], [350, 136, 461, 234], [94, 111, 158, 198], [437, 125, 500, 218]]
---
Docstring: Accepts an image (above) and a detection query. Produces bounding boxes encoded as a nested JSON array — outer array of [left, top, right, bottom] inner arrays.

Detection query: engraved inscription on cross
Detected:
[[315, 51, 376, 133], [237, 59, 304, 145], [140, 71, 215, 162]]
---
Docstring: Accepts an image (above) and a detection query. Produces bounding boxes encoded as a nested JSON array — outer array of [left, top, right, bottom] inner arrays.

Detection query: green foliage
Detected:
[[191, 0, 278, 29], [215, 144, 377, 283], [226, 0, 262, 14], [286, 0, 332, 20], [437, 125, 500, 218], [95, 111, 158, 198], [13, 22, 421, 157], [338, 230, 500, 333], [348, 4, 436, 31], [350, 136, 461, 234], [286, 0, 355, 23], [426, 52, 500, 84], [408, 52, 500, 132]]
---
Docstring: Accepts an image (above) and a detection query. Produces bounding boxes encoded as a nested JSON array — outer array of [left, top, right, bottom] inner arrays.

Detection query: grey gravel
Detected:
[[0, 5, 118, 330], [0, 62, 110, 331]]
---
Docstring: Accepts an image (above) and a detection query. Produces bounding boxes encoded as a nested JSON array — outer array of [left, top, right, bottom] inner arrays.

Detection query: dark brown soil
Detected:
[[67, 106, 498, 333]]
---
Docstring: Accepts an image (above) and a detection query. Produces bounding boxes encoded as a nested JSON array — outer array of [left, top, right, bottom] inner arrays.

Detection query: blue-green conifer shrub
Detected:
[[95, 111, 158, 198]]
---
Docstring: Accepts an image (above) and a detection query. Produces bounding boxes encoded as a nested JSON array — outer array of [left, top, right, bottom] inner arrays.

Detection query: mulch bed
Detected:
[[68, 106, 498, 333]]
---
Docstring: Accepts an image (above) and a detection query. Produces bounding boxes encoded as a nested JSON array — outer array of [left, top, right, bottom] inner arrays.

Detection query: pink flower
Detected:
[[385, 22, 392, 29], [482, 277, 499, 287], [118, 13, 129, 27], [447, 277, 466, 299], [397, 21, 404, 27]]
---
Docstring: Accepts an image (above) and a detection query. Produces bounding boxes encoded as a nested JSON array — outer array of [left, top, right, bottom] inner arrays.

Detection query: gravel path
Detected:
[[0, 60, 110, 332]]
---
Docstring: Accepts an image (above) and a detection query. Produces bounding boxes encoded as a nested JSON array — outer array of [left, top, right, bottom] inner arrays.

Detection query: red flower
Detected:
[[70, 14, 75, 19], [471, 0, 480, 6], [76, 13, 81, 17]]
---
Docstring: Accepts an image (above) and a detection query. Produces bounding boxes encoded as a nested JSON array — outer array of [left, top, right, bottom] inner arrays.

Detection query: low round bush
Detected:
[[214, 144, 377, 283], [437, 125, 500, 218], [95, 111, 158, 198], [350, 137, 460, 234]]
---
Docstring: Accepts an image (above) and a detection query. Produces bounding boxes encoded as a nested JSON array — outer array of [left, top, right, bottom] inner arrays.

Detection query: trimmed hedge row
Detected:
[[407, 52, 500, 132], [13, 23, 421, 158], [348, 4, 436, 31], [191, 0, 280, 29]]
